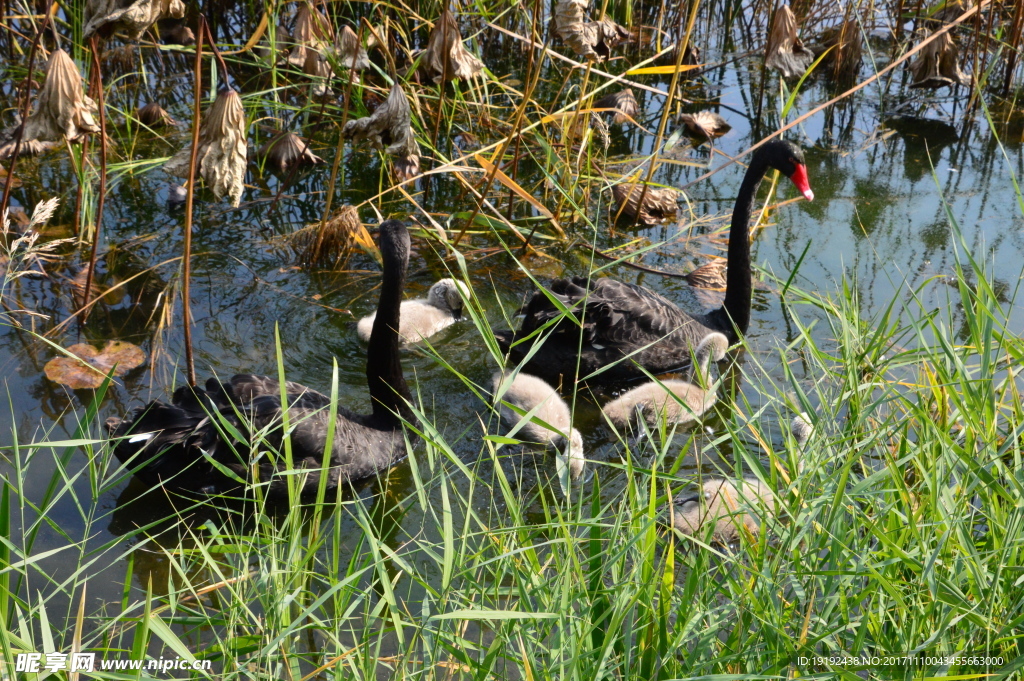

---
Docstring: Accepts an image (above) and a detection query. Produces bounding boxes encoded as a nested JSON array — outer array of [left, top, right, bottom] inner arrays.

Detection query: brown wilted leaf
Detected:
[[815, 19, 862, 83], [336, 25, 371, 71], [44, 340, 146, 389], [258, 132, 323, 173], [417, 9, 484, 83], [909, 31, 968, 89], [0, 139, 59, 160], [678, 111, 731, 141], [136, 102, 176, 127], [612, 183, 679, 225], [164, 89, 248, 207], [765, 5, 814, 78], [553, 0, 631, 61], [292, 205, 377, 267], [285, 3, 334, 68], [84, 0, 185, 39], [594, 89, 638, 124], [1, 50, 99, 146], [163, 22, 195, 45], [343, 83, 420, 182]]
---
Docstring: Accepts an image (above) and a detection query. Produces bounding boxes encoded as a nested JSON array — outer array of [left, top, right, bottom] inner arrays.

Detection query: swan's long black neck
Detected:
[[367, 227, 415, 426], [720, 153, 770, 338]]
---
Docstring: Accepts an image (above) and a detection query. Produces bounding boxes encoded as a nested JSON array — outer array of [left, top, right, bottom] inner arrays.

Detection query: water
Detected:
[[1, 3, 1021, 634]]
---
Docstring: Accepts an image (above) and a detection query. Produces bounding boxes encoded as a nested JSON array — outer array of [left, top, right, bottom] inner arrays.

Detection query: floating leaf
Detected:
[[258, 132, 323, 173], [612, 183, 679, 225], [765, 5, 814, 78], [417, 9, 484, 83], [678, 111, 731, 141], [164, 89, 248, 207], [0, 50, 99, 147], [553, 0, 631, 61], [908, 31, 968, 89], [343, 83, 420, 182], [136, 102, 176, 128], [84, 0, 186, 39], [593, 88, 638, 124], [44, 341, 145, 389]]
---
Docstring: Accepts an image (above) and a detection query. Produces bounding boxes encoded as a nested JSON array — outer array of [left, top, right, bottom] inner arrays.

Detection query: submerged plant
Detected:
[[164, 89, 248, 207], [765, 4, 814, 78], [343, 83, 421, 181], [417, 8, 485, 83], [0, 50, 99, 147], [83, 0, 186, 39]]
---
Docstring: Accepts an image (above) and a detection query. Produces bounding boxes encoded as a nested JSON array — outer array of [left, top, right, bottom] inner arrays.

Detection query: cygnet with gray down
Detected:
[[358, 277, 469, 344]]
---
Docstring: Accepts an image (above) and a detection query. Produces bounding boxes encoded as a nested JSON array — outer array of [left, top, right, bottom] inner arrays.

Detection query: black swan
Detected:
[[492, 371, 586, 478], [495, 139, 814, 384], [602, 332, 729, 428], [105, 220, 416, 498], [356, 277, 469, 344], [671, 413, 813, 544]]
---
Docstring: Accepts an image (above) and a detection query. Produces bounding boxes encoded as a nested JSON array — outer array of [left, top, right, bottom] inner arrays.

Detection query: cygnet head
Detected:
[[428, 278, 469, 317], [563, 428, 586, 479], [791, 413, 813, 447], [695, 332, 730, 364]]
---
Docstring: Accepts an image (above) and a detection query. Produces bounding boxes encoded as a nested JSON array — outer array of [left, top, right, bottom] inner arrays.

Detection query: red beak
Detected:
[[789, 163, 814, 201]]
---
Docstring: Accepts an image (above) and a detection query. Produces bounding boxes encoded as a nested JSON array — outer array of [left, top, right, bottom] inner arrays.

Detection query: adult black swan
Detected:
[[105, 220, 416, 498], [494, 139, 814, 384]]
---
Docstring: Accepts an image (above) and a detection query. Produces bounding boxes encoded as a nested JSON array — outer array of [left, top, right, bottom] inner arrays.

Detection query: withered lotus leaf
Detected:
[[815, 19, 862, 83], [909, 31, 968, 89], [765, 5, 814, 78], [293, 205, 377, 267], [164, 89, 248, 207], [612, 183, 679, 225], [84, 0, 186, 39], [136, 102, 176, 127], [286, 3, 334, 68], [554, 0, 631, 61], [417, 9, 485, 83], [2, 50, 100, 146], [594, 89, 638, 124], [343, 83, 421, 181], [335, 26, 371, 71], [44, 341, 145, 389], [258, 132, 324, 173], [678, 111, 731, 140], [0, 139, 59, 160]]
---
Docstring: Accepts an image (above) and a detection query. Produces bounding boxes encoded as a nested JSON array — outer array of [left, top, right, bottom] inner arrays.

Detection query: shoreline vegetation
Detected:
[[2, 0, 1023, 678]]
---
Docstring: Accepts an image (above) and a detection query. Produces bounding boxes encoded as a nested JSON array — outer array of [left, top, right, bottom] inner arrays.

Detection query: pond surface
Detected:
[[1, 2, 1022, 629]]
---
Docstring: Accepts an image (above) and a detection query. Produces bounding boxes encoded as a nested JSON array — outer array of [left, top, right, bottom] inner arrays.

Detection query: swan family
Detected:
[[106, 140, 816, 531]]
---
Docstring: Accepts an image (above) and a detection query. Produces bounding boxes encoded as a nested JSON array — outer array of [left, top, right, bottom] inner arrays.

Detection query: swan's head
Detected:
[[695, 332, 730, 364], [428, 278, 469, 317], [763, 139, 814, 202]]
